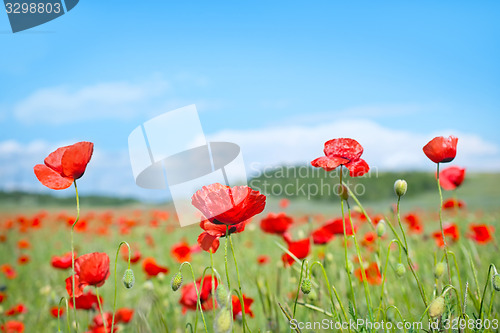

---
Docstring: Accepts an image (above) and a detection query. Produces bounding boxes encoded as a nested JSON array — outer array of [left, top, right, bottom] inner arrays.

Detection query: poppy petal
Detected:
[[197, 232, 220, 252], [324, 138, 364, 161], [44, 146, 70, 174], [423, 136, 458, 163], [61, 142, 94, 179], [310, 156, 346, 171], [345, 158, 370, 177], [34, 164, 74, 190]]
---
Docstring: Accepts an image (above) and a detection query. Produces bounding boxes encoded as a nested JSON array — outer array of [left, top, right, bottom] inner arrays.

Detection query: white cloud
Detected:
[[207, 119, 500, 173], [13, 76, 169, 125]]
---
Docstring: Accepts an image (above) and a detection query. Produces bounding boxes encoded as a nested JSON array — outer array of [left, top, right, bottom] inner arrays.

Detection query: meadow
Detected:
[[0, 138, 499, 333]]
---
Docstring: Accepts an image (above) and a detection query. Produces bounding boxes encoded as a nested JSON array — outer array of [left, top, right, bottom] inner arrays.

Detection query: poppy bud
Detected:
[[376, 220, 386, 237], [171, 272, 183, 292], [337, 184, 349, 201], [215, 284, 230, 308], [395, 263, 406, 278], [394, 179, 408, 197], [307, 289, 318, 301], [214, 308, 233, 333], [301, 278, 312, 294], [493, 274, 500, 292], [434, 262, 446, 279], [346, 260, 354, 274], [122, 269, 135, 289], [428, 296, 445, 318]]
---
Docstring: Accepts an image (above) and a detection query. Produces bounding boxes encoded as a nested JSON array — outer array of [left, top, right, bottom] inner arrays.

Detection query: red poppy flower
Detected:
[[191, 183, 266, 226], [17, 255, 30, 265], [231, 294, 254, 320], [312, 217, 356, 244], [442, 198, 466, 210], [1, 321, 24, 333], [281, 235, 310, 266], [361, 232, 377, 247], [121, 247, 141, 264], [5, 304, 27, 316], [432, 223, 459, 247], [179, 276, 218, 313], [279, 198, 290, 208], [66, 252, 110, 297], [88, 312, 115, 333], [439, 166, 465, 190], [260, 213, 293, 235], [468, 224, 494, 244], [197, 218, 247, 253], [34, 141, 94, 190], [423, 136, 458, 164], [311, 138, 369, 177], [354, 262, 382, 285], [1, 264, 17, 279], [171, 241, 192, 263], [0, 291, 6, 303], [257, 255, 270, 265], [51, 252, 75, 270], [17, 240, 30, 249], [115, 308, 134, 324], [50, 306, 64, 318], [404, 213, 424, 234], [68, 290, 102, 310], [142, 257, 169, 277]]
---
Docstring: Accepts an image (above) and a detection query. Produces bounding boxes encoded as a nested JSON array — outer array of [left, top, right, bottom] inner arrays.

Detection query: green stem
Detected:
[[292, 260, 307, 319], [210, 250, 216, 319], [70, 180, 80, 333], [378, 240, 403, 311], [111, 241, 131, 333], [309, 261, 348, 326], [57, 297, 71, 333], [436, 163, 452, 285], [225, 226, 231, 291], [180, 262, 209, 333], [228, 233, 248, 333], [95, 287, 107, 333], [479, 264, 496, 320], [339, 169, 357, 312], [347, 203, 374, 321]]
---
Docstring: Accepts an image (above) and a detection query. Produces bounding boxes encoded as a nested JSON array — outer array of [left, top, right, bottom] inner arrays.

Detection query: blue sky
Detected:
[[1, 1, 499, 199]]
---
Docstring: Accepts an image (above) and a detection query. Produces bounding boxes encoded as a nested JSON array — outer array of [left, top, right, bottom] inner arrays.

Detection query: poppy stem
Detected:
[[224, 226, 231, 291], [70, 180, 80, 333], [292, 259, 307, 319], [338, 168, 357, 312], [479, 264, 497, 320], [95, 286, 107, 333], [57, 296, 70, 333], [111, 241, 131, 333], [377, 239, 403, 315], [179, 262, 209, 333], [228, 233, 249, 333], [436, 163, 452, 285], [210, 249, 216, 319]]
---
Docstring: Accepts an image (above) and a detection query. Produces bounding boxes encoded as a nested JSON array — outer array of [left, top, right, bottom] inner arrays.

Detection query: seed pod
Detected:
[[395, 263, 406, 278], [376, 220, 386, 237], [346, 260, 354, 274], [493, 274, 500, 292], [434, 262, 446, 279], [215, 284, 230, 308], [428, 296, 445, 318], [394, 179, 408, 197], [214, 308, 233, 333], [301, 278, 312, 294], [171, 272, 183, 291], [122, 269, 135, 289]]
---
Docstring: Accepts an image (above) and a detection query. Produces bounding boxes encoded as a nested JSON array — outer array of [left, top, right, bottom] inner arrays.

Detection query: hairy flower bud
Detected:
[[376, 220, 386, 237], [395, 263, 406, 278], [122, 269, 135, 289], [434, 262, 446, 279], [337, 184, 349, 201], [171, 272, 183, 292], [214, 308, 233, 333], [215, 284, 230, 308], [429, 296, 445, 318], [493, 274, 500, 292], [301, 278, 312, 294], [394, 179, 408, 197]]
